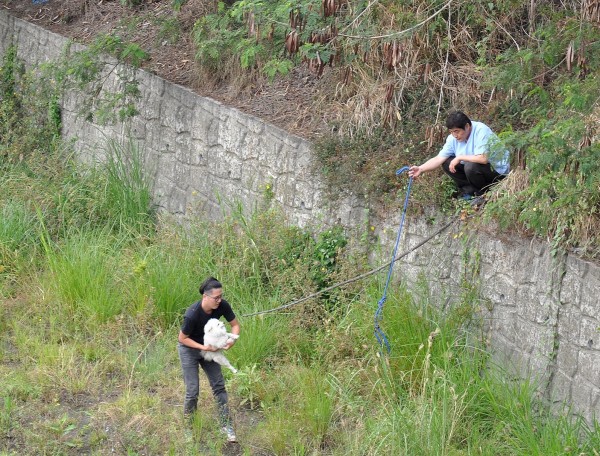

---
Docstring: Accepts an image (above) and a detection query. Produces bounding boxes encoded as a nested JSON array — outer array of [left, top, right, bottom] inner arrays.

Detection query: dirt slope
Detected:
[[3, 0, 325, 139]]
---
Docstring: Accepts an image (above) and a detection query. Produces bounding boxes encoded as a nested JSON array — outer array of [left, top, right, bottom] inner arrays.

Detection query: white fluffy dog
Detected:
[[200, 318, 239, 373]]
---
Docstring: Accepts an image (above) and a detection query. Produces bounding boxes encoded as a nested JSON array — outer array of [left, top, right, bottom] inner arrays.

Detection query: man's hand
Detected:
[[449, 157, 461, 173], [202, 344, 218, 352], [408, 165, 422, 178]]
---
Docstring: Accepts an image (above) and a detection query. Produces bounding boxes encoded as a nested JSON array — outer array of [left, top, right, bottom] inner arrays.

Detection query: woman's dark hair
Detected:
[[446, 111, 471, 130], [199, 276, 222, 295]]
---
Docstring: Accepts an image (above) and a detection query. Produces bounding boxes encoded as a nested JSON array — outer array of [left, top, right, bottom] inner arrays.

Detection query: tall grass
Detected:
[[0, 201, 38, 295], [140, 239, 203, 325], [0, 201, 37, 254], [42, 227, 129, 323], [100, 138, 154, 232]]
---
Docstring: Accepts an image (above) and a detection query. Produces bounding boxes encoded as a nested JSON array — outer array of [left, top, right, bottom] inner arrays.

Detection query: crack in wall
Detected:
[[540, 250, 567, 405]]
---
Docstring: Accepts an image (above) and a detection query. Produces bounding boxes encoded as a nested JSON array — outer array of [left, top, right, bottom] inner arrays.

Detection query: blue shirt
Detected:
[[437, 121, 510, 175]]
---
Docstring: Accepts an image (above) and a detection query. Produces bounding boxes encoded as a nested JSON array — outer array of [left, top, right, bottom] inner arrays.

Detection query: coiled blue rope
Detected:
[[374, 166, 413, 353]]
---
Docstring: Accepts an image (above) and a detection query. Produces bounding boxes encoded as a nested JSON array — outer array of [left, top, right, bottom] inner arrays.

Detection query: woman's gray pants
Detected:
[[178, 343, 230, 424]]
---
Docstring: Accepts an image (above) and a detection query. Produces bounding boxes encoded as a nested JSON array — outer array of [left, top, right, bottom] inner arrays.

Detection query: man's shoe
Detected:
[[470, 195, 486, 208], [221, 425, 237, 443]]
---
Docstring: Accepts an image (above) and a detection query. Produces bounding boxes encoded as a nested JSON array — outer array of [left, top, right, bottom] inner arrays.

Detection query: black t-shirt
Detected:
[[180, 299, 236, 344]]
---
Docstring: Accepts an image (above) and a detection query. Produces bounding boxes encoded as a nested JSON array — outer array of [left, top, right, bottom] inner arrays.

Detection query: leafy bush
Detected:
[[482, 16, 600, 258]]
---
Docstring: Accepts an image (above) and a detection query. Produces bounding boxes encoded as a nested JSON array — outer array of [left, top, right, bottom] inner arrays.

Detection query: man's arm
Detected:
[[408, 155, 447, 178], [229, 318, 241, 336], [448, 153, 488, 173]]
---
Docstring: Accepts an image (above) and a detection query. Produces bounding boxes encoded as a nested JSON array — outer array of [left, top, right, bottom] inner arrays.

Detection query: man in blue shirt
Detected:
[[408, 111, 510, 199]]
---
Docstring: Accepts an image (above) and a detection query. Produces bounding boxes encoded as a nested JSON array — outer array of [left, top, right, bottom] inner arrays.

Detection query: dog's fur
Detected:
[[200, 318, 239, 373]]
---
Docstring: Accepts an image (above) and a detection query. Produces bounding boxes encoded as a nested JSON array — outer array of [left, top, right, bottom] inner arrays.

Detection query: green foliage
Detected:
[[41, 33, 147, 125], [0, 45, 60, 161], [0, 201, 38, 289], [99, 138, 154, 232], [120, 0, 143, 7], [311, 225, 347, 290], [192, 0, 339, 82], [42, 228, 128, 323], [172, 0, 187, 12], [154, 17, 181, 45], [482, 16, 600, 258], [230, 363, 265, 409], [139, 241, 200, 326], [193, 11, 248, 75], [262, 58, 294, 80], [0, 396, 15, 434], [0, 44, 18, 100], [231, 317, 282, 368]]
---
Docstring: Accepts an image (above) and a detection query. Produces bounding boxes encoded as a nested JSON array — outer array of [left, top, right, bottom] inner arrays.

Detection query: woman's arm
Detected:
[[224, 318, 241, 349], [178, 330, 217, 351]]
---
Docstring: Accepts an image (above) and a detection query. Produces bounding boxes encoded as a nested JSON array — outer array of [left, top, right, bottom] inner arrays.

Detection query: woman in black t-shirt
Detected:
[[178, 277, 241, 442]]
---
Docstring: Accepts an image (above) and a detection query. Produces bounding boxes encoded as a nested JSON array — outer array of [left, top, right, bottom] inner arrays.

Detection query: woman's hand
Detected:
[[224, 339, 236, 350]]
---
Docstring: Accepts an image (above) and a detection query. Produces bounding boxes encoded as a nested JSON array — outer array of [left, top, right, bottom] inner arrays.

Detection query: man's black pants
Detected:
[[441, 157, 504, 196]]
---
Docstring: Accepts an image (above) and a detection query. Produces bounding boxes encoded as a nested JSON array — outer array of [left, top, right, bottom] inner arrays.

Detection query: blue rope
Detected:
[[374, 166, 413, 353]]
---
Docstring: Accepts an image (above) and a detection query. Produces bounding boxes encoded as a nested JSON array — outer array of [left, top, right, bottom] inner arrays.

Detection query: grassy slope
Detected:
[[1, 139, 600, 454]]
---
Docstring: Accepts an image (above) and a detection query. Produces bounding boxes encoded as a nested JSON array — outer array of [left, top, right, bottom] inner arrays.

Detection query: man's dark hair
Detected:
[[446, 111, 471, 130], [199, 276, 222, 295]]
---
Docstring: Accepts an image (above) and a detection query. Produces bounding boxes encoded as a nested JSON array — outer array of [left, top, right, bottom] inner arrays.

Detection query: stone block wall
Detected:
[[1, 10, 598, 424], [0, 11, 366, 230]]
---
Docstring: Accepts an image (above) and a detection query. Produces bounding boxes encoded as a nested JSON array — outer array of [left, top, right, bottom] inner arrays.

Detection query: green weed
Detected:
[[0, 396, 14, 434], [42, 227, 128, 323], [100, 138, 154, 233]]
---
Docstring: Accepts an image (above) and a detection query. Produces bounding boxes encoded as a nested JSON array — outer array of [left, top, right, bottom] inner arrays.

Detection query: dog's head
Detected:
[[204, 318, 226, 336]]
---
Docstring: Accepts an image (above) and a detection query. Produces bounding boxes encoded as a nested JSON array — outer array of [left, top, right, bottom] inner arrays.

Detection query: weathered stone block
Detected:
[[580, 261, 600, 318], [570, 375, 596, 423], [173, 161, 190, 190], [554, 340, 580, 378], [557, 304, 582, 346], [578, 350, 600, 385], [578, 317, 599, 349], [549, 369, 573, 405]]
